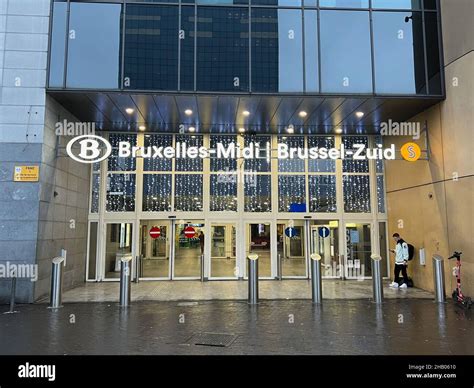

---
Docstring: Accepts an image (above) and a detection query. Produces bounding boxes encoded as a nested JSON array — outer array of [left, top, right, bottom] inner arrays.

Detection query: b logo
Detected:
[[66, 135, 112, 164], [400, 142, 421, 162]]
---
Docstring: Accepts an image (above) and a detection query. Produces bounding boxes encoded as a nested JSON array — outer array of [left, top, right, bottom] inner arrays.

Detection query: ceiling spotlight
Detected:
[[299, 111, 308, 118], [125, 108, 134, 115], [185, 109, 193, 116], [238, 127, 246, 133], [188, 126, 196, 132], [242, 110, 250, 117], [138, 125, 146, 131], [335, 128, 343, 134], [355, 111, 364, 118]]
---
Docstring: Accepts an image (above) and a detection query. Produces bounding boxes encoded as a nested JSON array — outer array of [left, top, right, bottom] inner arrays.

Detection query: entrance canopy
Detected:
[[48, 91, 442, 134]]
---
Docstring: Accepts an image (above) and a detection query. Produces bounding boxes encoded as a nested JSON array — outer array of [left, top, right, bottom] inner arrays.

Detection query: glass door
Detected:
[[311, 220, 340, 279], [139, 220, 171, 279], [104, 222, 133, 280], [344, 222, 372, 279], [174, 221, 205, 279], [246, 223, 272, 278], [277, 220, 306, 278], [210, 223, 237, 278]]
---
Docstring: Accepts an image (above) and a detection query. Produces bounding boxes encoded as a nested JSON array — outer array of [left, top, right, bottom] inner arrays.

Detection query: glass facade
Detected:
[[49, 0, 443, 96]]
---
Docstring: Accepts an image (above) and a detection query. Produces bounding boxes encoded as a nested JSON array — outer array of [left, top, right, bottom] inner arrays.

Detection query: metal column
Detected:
[[371, 254, 384, 304], [247, 254, 259, 304], [310, 253, 323, 304], [119, 257, 132, 307], [432, 254, 446, 303], [49, 257, 65, 309]]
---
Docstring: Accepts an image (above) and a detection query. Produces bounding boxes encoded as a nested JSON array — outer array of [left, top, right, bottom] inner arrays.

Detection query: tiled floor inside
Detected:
[[54, 279, 434, 303]]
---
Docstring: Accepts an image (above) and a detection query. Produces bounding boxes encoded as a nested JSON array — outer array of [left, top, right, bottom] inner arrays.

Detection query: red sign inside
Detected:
[[149, 227, 161, 239], [184, 226, 196, 238]]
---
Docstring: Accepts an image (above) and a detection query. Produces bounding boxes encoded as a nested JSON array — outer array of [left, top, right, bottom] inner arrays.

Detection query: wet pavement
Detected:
[[0, 300, 472, 355]]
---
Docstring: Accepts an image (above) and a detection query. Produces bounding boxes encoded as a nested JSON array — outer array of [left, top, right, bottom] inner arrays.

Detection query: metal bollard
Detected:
[[134, 255, 140, 284], [310, 253, 323, 304], [371, 254, 384, 304], [432, 255, 446, 303], [247, 254, 259, 304], [200, 254, 205, 282], [49, 257, 65, 309], [119, 257, 132, 307], [3, 276, 19, 314]]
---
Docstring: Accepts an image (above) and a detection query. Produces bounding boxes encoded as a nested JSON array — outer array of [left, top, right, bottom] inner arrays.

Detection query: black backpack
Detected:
[[407, 243, 415, 261]]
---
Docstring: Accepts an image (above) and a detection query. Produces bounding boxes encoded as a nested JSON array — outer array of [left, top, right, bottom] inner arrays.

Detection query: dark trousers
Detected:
[[394, 264, 409, 284]]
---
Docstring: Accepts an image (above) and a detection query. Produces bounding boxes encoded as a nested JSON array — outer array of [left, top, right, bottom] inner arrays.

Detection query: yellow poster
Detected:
[[13, 166, 39, 182]]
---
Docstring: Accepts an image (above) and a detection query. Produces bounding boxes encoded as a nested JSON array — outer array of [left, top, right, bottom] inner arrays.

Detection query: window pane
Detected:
[[210, 135, 237, 171], [320, 10, 372, 93], [144, 134, 173, 171], [245, 175, 271, 212], [425, 12, 442, 95], [197, 0, 248, 4], [143, 174, 172, 211], [373, 12, 426, 94], [91, 173, 100, 213], [180, 6, 195, 91], [175, 135, 203, 171], [251, 8, 303, 92], [175, 175, 203, 211], [108, 134, 137, 172], [342, 136, 369, 173], [304, 10, 319, 92], [320, 0, 369, 7], [372, 0, 422, 9], [196, 7, 249, 92], [67, 3, 121, 89], [308, 136, 336, 172], [309, 175, 337, 212], [252, 0, 301, 5], [124, 5, 179, 90], [278, 175, 306, 212], [377, 175, 385, 213], [210, 175, 238, 211], [278, 136, 305, 172], [106, 174, 136, 212], [244, 135, 271, 172], [49, 2, 67, 87], [343, 175, 371, 213]]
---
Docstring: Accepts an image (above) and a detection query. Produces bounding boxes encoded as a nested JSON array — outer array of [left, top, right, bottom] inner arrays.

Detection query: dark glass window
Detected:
[[251, 8, 303, 92], [372, 0, 421, 9], [124, 5, 179, 90], [66, 3, 121, 89], [320, 0, 369, 7], [304, 10, 319, 92], [180, 6, 195, 91], [373, 12, 426, 94], [320, 10, 372, 93], [196, 7, 249, 92], [49, 2, 67, 87], [252, 0, 301, 5], [425, 12, 442, 95]]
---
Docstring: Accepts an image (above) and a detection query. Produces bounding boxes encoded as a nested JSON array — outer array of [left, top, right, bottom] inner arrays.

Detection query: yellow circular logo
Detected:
[[401, 142, 421, 162]]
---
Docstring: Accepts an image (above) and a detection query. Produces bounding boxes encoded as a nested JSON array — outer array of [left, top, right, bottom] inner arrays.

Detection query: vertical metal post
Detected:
[[432, 255, 445, 303], [3, 276, 19, 314], [371, 254, 384, 304], [310, 253, 323, 304], [119, 257, 132, 307], [49, 257, 65, 309], [200, 254, 205, 282], [277, 253, 282, 280], [134, 255, 140, 283], [247, 254, 259, 304]]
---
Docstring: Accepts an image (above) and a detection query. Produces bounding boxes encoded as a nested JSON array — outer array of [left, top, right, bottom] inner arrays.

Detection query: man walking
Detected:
[[389, 233, 409, 289]]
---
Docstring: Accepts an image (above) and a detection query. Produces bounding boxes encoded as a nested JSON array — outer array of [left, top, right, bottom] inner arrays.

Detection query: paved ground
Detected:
[[56, 280, 433, 303], [0, 299, 472, 355]]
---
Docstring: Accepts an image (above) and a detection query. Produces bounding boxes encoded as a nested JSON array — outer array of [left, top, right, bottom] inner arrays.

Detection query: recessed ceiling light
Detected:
[[242, 110, 250, 117], [125, 108, 134, 115], [238, 127, 246, 133], [335, 128, 343, 134], [355, 111, 364, 118], [185, 109, 193, 116], [286, 125, 295, 134], [299, 111, 307, 118], [139, 125, 146, 131], [188, 126, 196, 132]]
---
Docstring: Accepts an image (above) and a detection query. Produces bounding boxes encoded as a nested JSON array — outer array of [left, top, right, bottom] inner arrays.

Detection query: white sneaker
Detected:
[[389, 282, 399, 288], [399, 283, 408, 289]]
